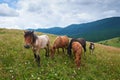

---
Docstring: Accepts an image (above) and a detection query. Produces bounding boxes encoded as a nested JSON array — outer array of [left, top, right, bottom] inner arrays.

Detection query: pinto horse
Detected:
[[50, 36, 69, 58], [67, 38, 86, 57], [72, 42, 82, 68], [24, 31, 50, 66], [89, 42, 95, 54]]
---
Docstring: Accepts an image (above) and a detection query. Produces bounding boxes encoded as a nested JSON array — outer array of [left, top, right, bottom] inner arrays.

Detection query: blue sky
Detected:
[[0, 0, 18, 8], [0, 0, 120, 29]]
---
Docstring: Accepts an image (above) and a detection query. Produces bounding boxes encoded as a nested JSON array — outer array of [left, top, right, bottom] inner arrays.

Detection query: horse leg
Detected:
[[45, 48, 47, 57], [47, 44, 50, 57], [36, 50, 40, 67], [91, 50, 93, 54], [57, 48, 59, 54], [62, 48, 65, 54], [37, 54, 40, 67], [91, 49, 94, 54], [90, 49, 93, 54], [45, 48, 49, 57], [32, 49, 37, 61], [92, 48, 95, 54], [67, 47, 72, 57]]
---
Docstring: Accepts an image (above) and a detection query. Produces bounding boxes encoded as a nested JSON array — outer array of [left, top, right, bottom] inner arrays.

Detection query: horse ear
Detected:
[[31, 30, 34, 33], [24, 30, 26, 33]]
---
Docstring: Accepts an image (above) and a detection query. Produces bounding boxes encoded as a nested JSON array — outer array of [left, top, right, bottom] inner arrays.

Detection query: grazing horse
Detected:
[[67, 38, 86, 57], [72, 42, 82, 68], [89, 42, 95, 54], [24, 31, 50, 66], [50, 36, 69, 58]]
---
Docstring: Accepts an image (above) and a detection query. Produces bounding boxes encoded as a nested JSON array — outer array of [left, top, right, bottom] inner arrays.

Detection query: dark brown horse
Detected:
[[67, 38, 86, 57], [89, 42, 95, 54], [24, 31, 50, 67]]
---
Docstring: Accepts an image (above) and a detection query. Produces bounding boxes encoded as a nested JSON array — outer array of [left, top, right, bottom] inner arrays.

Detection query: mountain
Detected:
[[32, 17, 120, 42], [36, 27, 63, 34]]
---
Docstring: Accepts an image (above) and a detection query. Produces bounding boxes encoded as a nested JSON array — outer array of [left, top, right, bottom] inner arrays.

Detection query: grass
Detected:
[[98, 37, 120, 48], [0, 28, 120, 80]]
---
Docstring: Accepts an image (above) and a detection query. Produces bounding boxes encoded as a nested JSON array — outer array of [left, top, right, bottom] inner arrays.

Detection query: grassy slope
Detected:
[[0, 28, 120, 80], [98, 37, 120, 48]]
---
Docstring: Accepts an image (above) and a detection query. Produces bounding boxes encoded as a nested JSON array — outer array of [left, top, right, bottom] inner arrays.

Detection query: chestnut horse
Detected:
[[67, 38, 86, 57], [72, 42, 82, 68], [24, 31, 50, 66], [50, 36, 69, 58], [89, 42, 95, 54]]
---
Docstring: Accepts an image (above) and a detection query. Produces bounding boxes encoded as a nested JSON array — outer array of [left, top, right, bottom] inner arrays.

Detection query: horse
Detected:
[[50, 36, 69, 58], [24, 31, 50, 67], [71, 42, 82, 68], [89, 42, 95, 54], [67, 38, 86, 57]]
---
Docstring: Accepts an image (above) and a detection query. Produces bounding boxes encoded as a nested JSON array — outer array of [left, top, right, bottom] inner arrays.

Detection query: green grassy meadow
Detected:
[[98, 37, 120, 48], [0, 28, 120, 80]]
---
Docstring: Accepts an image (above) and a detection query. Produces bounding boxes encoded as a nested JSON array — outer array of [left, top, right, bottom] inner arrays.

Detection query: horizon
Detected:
[[0, 0, 120, 29], [26, 16, 120, 30]]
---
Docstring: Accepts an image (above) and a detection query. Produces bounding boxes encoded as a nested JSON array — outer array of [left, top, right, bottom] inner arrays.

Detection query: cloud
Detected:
[[0, 3, 19, 17], [0, 0, 120, 29]]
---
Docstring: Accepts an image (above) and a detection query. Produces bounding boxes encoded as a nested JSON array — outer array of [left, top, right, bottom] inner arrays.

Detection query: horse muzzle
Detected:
[[24, 45, 30, 49]]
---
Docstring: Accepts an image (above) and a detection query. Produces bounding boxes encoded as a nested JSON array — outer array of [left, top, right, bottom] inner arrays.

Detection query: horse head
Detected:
[[50, 46, 55, 58], [24, 30, 34, 49]]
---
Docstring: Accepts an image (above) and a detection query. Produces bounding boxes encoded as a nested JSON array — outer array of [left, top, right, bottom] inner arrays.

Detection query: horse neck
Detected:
[[32, 34, 38, 44]]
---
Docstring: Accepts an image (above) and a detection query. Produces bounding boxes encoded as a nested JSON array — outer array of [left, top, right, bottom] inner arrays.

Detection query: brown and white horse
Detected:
[[89, 42, 95, 54], [71, 42, 82, 68], [24, 31, 50, 66], [50, 36, 69, 58]]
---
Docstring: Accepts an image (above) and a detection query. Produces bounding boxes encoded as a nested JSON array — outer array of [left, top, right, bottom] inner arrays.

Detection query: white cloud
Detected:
[[0, 3, 19, 16], [103, 10, 118, 17], [0, 0, 120, 29]]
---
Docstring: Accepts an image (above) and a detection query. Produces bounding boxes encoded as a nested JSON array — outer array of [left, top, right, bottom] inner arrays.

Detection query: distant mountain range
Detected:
[[28, 17, 120, 42]]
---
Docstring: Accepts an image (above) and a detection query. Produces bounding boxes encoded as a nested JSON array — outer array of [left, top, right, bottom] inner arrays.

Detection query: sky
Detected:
[[0, 0, 120, 29]]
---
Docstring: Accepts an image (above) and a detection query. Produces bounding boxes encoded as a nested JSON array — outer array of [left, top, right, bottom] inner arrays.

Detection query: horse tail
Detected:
[[83, 41, 86, 52], [45, 35, 50, 56]]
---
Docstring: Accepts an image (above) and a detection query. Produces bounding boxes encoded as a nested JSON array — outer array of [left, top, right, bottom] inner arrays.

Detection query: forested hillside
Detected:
[[33, 17, 120, 42]]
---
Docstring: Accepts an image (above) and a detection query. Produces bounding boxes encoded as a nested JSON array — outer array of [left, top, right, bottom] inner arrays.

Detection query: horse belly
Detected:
[[41, 42, 48, 48]]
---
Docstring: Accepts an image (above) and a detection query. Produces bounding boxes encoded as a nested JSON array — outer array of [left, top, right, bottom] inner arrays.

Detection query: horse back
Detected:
[[72, 42, 82, 53], [37, 35, 50, 48], [53, 36, 69, 48], [53, 36, 61, 48], [61, 36, 69, 46], [77, 38, 86, 46]]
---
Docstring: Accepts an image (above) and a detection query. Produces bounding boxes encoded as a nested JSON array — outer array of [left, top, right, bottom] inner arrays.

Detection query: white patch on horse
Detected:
[[91, 45, 94, 49], [36, 35, 49, 48]]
